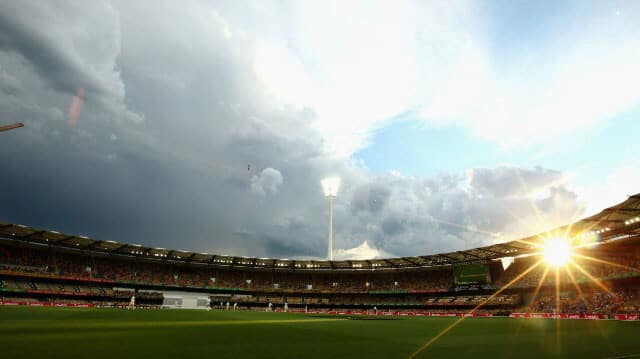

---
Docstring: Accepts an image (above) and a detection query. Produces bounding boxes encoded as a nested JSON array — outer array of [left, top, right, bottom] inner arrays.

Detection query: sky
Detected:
[[0, 0, 639, 260]]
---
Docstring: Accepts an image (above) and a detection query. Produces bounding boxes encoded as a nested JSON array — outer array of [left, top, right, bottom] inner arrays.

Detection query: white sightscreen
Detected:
[[162, 291, 210, 310]]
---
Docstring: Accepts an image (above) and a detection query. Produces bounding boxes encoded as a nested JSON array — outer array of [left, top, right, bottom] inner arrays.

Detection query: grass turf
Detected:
[[1, 307, 639, 359]]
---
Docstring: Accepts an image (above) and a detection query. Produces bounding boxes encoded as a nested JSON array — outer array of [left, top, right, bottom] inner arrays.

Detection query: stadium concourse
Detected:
[[1, 195, 640, 320]]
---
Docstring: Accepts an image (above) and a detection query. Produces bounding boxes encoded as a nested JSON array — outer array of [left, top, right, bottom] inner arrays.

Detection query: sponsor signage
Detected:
[[0, 301, 94, 308]]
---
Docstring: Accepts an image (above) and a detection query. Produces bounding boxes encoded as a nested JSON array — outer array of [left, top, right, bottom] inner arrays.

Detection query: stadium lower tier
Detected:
[[1, 236, 640, 316], [0, 277, 520, 308], [1, 275, 639, 316]]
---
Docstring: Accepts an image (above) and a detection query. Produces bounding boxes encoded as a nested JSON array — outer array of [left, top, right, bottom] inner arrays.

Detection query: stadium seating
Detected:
[[1, 235, 639, 316], [0, 243, 456, 292]]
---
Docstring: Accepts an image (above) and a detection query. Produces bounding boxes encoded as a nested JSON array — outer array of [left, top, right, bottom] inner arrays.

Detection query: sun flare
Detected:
[[543, 237, 572, 267]]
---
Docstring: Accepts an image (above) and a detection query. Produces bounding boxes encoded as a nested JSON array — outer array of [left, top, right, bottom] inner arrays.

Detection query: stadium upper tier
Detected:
[[1, 194, 639, 271]]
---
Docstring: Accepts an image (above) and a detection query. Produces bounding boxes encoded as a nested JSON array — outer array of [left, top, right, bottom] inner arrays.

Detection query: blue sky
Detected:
[[356, 109, 640, 187], [355, 114, 509, 177]]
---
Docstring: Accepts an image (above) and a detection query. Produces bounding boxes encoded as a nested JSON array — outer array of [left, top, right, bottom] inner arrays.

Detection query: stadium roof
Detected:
[[1, 193, 639, 271]]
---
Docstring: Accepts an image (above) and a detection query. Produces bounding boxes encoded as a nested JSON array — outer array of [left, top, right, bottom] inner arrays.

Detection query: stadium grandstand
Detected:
[[1, 194, 639, 317]]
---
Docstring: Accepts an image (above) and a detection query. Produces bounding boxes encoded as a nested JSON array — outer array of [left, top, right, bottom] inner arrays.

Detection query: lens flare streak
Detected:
[[567, 259, 613, 295], [407, 259, 544, 359], [571, 253, 640, 273], [529, 265, 551, 312]]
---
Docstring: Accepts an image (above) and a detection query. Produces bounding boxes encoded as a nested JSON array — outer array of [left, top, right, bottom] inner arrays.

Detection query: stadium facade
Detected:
[[0, 195, 639, 317]]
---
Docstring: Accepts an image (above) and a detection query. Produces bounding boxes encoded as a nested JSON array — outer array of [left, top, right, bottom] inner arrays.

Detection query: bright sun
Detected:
[[543, 237, 572, 267]]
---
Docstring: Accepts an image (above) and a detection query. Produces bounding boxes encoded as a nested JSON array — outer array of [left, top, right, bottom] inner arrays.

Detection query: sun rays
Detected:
[[405, 189, 640, 359], [408, 259, 545, 359], [409, 205, 639, 358]]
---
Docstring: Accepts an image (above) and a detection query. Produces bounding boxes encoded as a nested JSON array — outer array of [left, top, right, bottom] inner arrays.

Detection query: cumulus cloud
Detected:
[[250, 168, 283, 196], [327, 169, 583, 257], [333, 241, 391, 260]]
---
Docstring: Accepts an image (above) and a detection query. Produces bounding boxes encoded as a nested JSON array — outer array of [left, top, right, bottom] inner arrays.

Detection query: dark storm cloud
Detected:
[[259, 216, 327, 258], [0, 9, 90, 96], [0, 0, 334, 255], [0, 0, 585, 259], [0, 71, 23, 96], [0, 1, 137, 120], [351, 183, 391, 214], [381, 215, 407, 236]]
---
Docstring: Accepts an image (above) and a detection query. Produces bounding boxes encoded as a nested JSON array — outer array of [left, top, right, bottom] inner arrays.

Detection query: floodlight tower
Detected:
[[321, 177, 341, 261]]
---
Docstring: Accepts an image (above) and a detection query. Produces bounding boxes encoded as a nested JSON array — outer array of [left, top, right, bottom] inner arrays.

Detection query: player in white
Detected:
[[233, 302, 237, 311], [305, 305, 308, 313], [128, 295, 136, 310], [284, 302, 288, 313], [267, 302, 272, 312], [206, 297, 211, 311], [226, 301, 230, 311]]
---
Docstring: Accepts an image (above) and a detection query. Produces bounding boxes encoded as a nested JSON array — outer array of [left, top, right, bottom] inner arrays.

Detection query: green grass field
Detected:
[[1, 307, 639, 359]]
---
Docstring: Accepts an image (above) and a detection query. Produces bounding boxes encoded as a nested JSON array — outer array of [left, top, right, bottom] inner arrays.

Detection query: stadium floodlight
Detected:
[[321, 177, 341, 261], [543, 237, 571, 267], [322, 177, 340, 197]]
